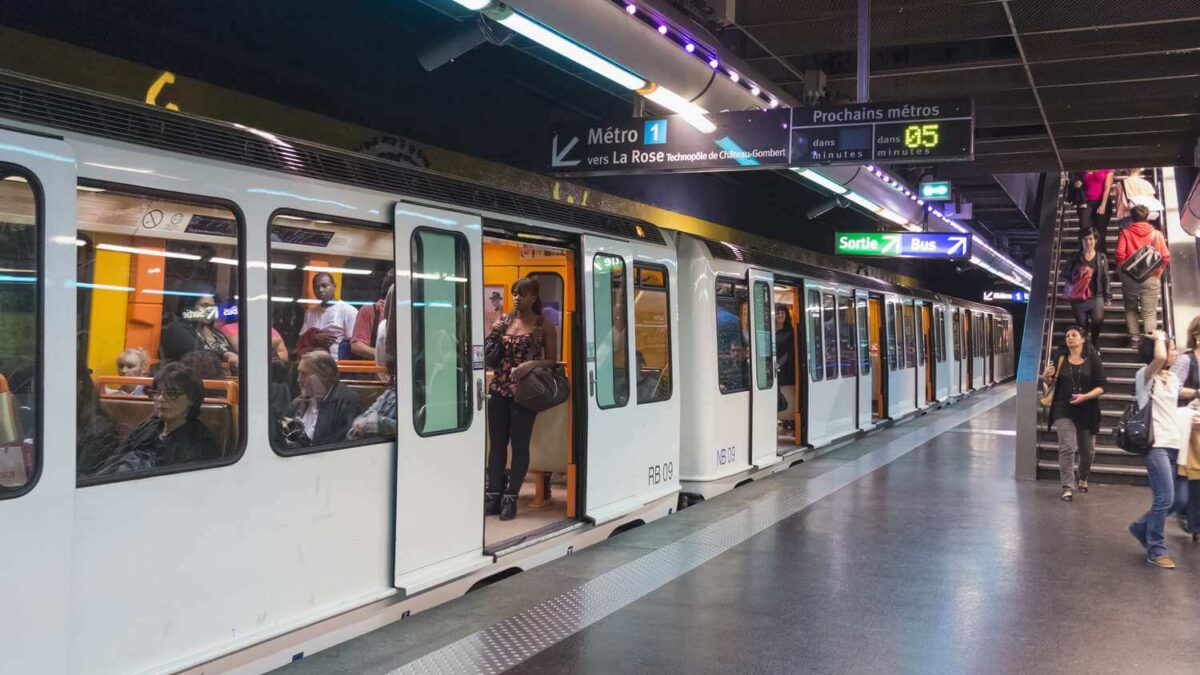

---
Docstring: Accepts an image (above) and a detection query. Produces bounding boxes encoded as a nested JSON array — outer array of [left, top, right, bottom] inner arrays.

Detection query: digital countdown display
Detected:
[[834, 232, 972, 260], [791, 98, 973, 166], [874, 119, 973, 161]]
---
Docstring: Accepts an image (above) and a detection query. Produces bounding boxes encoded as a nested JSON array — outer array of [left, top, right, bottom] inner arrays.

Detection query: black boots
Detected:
[[499, 494, 517, 521], [484, 492, 501, 516]]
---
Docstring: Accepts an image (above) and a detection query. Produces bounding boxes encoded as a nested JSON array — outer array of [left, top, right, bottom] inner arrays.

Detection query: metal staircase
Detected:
[[1035, 170, 1173, 485]]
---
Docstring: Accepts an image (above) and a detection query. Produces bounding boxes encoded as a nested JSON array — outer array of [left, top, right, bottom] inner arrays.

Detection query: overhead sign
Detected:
[[835, 232, 971, 260], [983, 289, 1029, 303], [919, 181, 952, 200], [549, 98, 973, 175]]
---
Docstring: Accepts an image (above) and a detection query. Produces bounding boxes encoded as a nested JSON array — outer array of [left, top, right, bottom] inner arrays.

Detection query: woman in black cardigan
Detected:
[[1041, 326, 1107, 501]]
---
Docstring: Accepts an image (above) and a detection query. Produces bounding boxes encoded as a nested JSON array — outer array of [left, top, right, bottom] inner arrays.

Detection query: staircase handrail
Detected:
[[1151, 167, 1175, 340], [1039, 173, 1071, 368]]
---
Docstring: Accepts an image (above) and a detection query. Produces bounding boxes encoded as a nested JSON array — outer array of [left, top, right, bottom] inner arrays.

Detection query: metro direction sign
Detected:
[[834, 232, 971, 260], [549, 98, 973, 176], [919, 181, 952, 200], [983, 289, 1029, 303]]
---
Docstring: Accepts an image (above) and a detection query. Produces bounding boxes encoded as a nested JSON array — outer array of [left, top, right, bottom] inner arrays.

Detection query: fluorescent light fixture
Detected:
[[84, 162, 154, 175], [52, 236, 86, 247], [77, 282, 134, 292], [844, 191, 882, 213], [271, 296, 295, 303], [729, 71, 739, 83], [768, 99, 779, 108], [76, 185, 107, 193], [448, 0, 492, 9], [638, 83, 716, 133], [302, 265, 372, 275], [296, 298, 321, 304], [793, 168, 847, 195], [490, 10, 646, 90], [444, 275, 469, 283], [2, 175, 26, 183], [878, 208, 909, 226], [96, 243, 201, 261], [271, 262, 297, 270], [209, 257, 239, 266], [750, 86, 760, 96]]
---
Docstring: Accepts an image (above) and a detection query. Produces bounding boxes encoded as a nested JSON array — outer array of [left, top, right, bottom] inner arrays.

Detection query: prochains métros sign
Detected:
[[835, 232, 971, 260]]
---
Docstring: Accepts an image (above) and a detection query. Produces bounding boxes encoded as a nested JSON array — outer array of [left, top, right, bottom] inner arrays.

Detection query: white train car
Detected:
[[0, 73, 1013, 674]]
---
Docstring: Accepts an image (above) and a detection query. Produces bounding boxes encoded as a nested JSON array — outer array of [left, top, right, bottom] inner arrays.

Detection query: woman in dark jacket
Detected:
[[1062, 227, 1112, 350], [1041, 326, 1107, 501]]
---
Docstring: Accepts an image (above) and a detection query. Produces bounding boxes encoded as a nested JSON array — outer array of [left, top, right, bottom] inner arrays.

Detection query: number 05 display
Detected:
[[904, 123, 940, 149]]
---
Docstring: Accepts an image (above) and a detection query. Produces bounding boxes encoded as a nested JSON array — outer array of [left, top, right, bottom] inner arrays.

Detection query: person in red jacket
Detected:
[[1116, 205, 1170, 345]]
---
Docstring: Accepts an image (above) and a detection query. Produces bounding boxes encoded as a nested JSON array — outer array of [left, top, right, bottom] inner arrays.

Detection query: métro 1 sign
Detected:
[[835, 232, 971, 260]]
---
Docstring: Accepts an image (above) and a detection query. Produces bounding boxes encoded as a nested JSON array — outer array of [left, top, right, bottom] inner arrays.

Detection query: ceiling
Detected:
[[698, 0, 1200, 174]]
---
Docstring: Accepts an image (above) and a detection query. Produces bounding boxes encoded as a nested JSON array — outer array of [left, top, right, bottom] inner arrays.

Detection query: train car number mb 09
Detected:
[[716, 445, 737, 466]]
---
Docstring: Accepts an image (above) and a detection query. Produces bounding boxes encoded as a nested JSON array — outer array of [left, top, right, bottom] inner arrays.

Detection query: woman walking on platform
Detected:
[[1042, 326, 1107, 501]]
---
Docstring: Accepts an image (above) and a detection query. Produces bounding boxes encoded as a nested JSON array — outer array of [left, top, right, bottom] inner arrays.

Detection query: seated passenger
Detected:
[[219, 317, 289, 363], [76, 362, 119, 476], [91, 362, 217, 476], [349, 287, 397, 440], [350, 269, 394, 360], [281, 351, 363, 448], [294, 272, 358, 360], [160, 292, 239, 372], [104, 348, 149, 395]]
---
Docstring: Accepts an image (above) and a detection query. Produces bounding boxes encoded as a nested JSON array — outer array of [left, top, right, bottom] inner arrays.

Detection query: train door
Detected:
[[964, 310, 974, 390], [951, 308, 963, 396], [921, 303, 935, 403], [913, 300, 927, 408], [775, 283, 802, 452], [867, 294, 886, 421], [391, 202, 490, 592], [854, 291, 873, 429], [0, 131, 77, 672], [480, 234, 577, 549], [747, 269, 779, 468], [986, 315, 995, 384]]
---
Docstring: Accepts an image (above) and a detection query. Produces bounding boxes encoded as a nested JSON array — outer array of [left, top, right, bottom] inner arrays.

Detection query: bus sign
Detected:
[[835, 232, 971, 259]]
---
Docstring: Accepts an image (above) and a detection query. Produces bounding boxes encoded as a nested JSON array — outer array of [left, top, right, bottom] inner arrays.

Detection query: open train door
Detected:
[[391, 202, 491, 593], [0, 130, 76, 672], [747, 268, 780, 469]]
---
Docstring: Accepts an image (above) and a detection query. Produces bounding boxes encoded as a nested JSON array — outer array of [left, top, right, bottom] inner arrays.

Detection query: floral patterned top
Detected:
[[488, 316, 545, 398]]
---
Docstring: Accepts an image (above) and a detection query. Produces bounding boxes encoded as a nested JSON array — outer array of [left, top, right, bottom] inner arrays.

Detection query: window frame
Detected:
[[806, 287, 824, 383], [837, 293, 856, 379], [593, 252, 631, 408], [410, 226, 474, 438], [856, 293, 870, 376], [526, 270, 567, 361], [633, 262, 674, 405], [886, 301, 898, 372], [916, 303, 925, 368], [76, 181, 249, 486], [266, 207, 396, 457], [0, 165, 43, 499], [902, 300, 916, 370], [822, 292, 838, 380], [752, 279, 775, 391]]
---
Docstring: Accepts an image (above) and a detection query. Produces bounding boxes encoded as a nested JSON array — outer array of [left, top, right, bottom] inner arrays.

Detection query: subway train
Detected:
[[0, 73, 1012, 675]]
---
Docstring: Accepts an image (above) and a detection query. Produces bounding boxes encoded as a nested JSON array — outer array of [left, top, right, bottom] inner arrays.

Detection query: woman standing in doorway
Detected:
[[485, 277, 559, 521], [1042, 326, 1106, 501]]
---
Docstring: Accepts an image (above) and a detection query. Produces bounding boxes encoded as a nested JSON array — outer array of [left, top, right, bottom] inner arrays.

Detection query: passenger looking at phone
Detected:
[[294, 272, 358, 360], [281, 351, 362, 448]]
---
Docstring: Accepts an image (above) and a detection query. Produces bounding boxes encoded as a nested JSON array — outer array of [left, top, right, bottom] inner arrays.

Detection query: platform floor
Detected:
[[277, 385, 1200, 675]]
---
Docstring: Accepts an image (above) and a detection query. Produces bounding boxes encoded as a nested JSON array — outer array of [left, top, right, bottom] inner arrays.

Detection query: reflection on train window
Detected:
[[902, 301, 916, 368], [886, 302, 898, 371], [412, 229, 472, 435], [752, 281, 774, 390], [268, 213, 396, 454], [0, 171, 39, 496], [715, 278, 750, 393], [74, 187, 242, 483], [856, 295, 870, 375], [952, 311, 961, 360], [806, 288, 823, 383], [822, 293, 837, 380], [634, 264, 671, 404], [527, 272, 564, 358], [916, 305, 925, 367], [593, 254, 629, 407], [837, 294, 856, 378]]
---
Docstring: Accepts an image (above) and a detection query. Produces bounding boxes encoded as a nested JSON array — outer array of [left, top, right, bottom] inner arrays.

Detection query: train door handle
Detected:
[[476, 378, 485, 410], [588, 370, 596, 397]]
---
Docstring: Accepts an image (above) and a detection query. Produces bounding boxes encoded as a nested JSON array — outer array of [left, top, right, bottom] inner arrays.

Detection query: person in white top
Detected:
[[1129, 331, 1194, 569], [295, 272, 358, 360]]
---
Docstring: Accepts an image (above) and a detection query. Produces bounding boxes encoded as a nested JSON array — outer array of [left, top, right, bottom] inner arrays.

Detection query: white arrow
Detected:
[[551, 134, 581, 168], [948, 236, 968, 256], [881, 234, 901, 254]]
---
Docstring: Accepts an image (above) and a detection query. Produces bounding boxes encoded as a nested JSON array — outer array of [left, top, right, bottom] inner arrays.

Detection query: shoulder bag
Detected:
[[513, 316, 570, 412], [1038, 354, 1065, 410], [1114, 377, 1154, 455], [1120, 232, 1165, 282], [1063, 259, 1094, 301], [484, 314, 510, 369]]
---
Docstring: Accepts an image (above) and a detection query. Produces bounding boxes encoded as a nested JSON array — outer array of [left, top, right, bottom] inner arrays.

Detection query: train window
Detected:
[[822, 293, 838, 380], [75, 187, 243, 483], [886, 302, 898, 371], [0, 171, 39, 496], [752, 281, 774, 390], [952, 311, 961, 360], [634, 264, 671, 404], [268, 213, 396, 454], [527, 272, 565, 359], [916, 305, 925, 367], [594, 254, 630, 407], [715, 277, 750, 393], [411, 229, 472, 435], [837, 294, 856, 378], [902, 302, 916, 368], [856, 295, 870, 375], [806, 288, 823, 383]]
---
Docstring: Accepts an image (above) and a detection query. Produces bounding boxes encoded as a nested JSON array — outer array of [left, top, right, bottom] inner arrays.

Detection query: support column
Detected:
[[857, 0, 870, 102]]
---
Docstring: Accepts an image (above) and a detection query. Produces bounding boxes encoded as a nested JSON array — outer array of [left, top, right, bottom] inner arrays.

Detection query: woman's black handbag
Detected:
[[484, 317, 508, 369], [513, 365, 570, 412], [1114, 382, 1154, 455]]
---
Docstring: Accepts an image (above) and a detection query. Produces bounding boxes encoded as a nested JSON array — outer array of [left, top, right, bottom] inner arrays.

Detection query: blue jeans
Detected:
[[1130, 447, 1179, 559]]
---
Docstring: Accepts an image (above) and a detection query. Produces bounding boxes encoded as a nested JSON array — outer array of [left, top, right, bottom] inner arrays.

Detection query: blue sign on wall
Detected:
[[835, 232, 971, 259], [643, 119, 667, 145]]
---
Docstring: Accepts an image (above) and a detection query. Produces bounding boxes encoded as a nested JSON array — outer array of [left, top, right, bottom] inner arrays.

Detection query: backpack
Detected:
[[1114, 378, 1154, 455], [1120, 231, 1166, 282]]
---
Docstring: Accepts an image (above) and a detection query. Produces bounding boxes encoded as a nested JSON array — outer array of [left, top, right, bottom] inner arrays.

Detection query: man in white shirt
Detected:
[[296, 272, 358, 359]]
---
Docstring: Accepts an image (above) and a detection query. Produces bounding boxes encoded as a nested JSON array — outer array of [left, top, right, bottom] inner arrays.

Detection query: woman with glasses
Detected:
[[91, 361, 217, 475]]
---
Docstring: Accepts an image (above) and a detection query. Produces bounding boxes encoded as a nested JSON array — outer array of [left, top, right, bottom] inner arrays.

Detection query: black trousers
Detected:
[[1079, 200, 1112, 249], [1071, 297, 1104, 347], [487, 394, 538, 496]]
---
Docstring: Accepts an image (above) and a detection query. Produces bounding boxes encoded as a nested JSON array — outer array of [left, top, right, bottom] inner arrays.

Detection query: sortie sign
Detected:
[[549, 98, 973, 176], [834, 232, 971, 260]]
